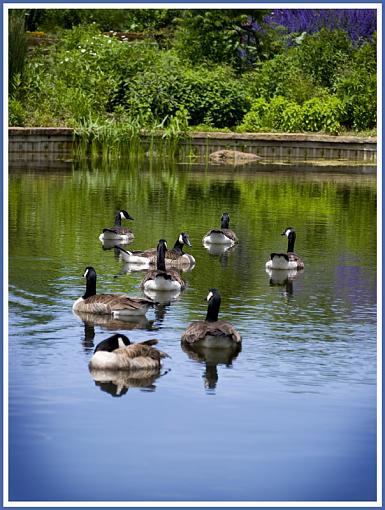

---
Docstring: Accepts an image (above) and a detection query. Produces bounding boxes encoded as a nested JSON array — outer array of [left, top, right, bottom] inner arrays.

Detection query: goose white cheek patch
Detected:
[[83, 268, 89, 278], [118, 337, 126, 348], [207, 291, 213, 301]]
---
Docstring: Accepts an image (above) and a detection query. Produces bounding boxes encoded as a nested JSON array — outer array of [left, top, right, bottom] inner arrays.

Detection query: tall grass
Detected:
[[9, 9, 27, 95]]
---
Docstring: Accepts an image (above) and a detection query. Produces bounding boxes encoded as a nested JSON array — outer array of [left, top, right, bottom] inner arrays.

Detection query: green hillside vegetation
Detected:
[[9, 9, 377, 140]]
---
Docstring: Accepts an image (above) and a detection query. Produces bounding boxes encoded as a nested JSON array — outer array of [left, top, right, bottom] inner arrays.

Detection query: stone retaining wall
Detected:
[[8, 127, 377, 164]]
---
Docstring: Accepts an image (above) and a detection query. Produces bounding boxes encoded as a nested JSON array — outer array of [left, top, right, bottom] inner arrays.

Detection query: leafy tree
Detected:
[[174, 9, 270, 69]]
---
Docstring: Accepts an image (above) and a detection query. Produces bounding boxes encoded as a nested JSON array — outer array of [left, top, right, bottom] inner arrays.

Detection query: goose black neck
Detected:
[[156, 242, 167, 271], [221, 215, 230, 229], [114, 212, 122, 227], [206, 294, 221, 322], [287, 231, 296, 252], [172, 238, 184, 255], [83, 271, 96, 299]]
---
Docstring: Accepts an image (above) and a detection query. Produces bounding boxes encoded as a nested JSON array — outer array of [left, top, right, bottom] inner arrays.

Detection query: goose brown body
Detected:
[[181, 319, 241, 345], [181, 288, 241, 347], [89, 334, 169, 371], [140, 240, 186, 292], [203, 213, 239, 245], [73, 267, 152, 316], [117, 233, 195, 268]]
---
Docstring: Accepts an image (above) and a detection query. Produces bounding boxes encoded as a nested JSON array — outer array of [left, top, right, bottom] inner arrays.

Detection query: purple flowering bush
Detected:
[[264, 9, 376, 46]]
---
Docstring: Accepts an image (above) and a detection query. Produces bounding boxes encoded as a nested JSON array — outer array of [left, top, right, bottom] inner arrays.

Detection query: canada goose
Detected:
[[141, 240, 186, 292], [181, 288, 241, 348], [202, 212, 239, 245], [99, 210, 134, 242], [116, 232, 195, 268], [73, 266, 152, 317], [89, 333, 169, 371], [265, 227, 304, 270]]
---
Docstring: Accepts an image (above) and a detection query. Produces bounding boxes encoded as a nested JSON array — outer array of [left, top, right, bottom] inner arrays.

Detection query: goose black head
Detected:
[[120, 210, 134, 221], [206, 288, 221, 322], [220, 213, 230, 229], [281, 227, 296, 252], [94, 333, 131, 354], [281, 227, 296, 238], [179, 232, 192, 248], [114, 210, 134, 226], [83, 266, 96, 279], [83, 266, 97, 299]]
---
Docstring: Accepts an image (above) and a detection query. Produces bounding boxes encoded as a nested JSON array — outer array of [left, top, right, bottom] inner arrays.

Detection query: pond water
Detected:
[[8, 156, 377, 503]]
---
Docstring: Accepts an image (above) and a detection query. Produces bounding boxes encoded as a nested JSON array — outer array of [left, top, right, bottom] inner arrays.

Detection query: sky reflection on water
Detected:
[[8, 160, 377, 503]]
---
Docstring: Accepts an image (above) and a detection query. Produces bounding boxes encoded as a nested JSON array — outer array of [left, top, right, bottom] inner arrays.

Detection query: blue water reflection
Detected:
[[8, 161, 377, 502]]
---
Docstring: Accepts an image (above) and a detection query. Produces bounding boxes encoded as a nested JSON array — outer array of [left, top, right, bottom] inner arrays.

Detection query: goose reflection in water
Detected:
[[266, 268, 304, 297], [181, 342, 241, 391], [143, 288, 181, 326], [90, 367, 170, 397], [99, 238, 134, 252], [74, 310, 155, 352], [203, 242, 239, 268]]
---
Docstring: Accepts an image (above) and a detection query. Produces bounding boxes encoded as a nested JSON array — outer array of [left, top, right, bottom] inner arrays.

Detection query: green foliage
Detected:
[[9, 16, 377, 134], [237, 95, 345, 134], [122, 59, 249, 128], [245, 51, 327, 104], [174, 9, 269, 69], [236, 97, 269, 132], [296, 28, 352, 88], [334, 37, 377, 130], [9, 97, 26, 126], [301, 97, 346, 134], [9, 10, 27, 95], [26, 8, 180, 32]]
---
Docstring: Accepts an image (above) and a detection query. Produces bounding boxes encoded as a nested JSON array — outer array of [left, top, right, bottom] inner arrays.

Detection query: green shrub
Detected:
[[246, 52, 320, 104], [301, 97, 345, 134], [296, 29, 352, 89], [236, 97, 269, 132], [237, 95, 345, 134], [123, 62, 249, 128], [280, 103, 304, 132], [334, 38, 377, 130], [9, 97, 26, 126]]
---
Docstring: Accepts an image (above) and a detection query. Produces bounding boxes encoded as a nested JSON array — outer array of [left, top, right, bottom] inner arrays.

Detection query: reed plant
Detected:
[[9, 10, 27, 95]]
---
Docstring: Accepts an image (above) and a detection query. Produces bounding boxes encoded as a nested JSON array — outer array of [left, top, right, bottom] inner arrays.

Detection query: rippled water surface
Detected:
[[8, 158, 377, 502]]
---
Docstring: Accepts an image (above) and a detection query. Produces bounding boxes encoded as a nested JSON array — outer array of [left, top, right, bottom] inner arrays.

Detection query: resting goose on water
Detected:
[[265, 227, 304, 270], [140, 239, 186, 292], [73, 266, 152, 317], [99, 210, 134, 242], [181, 288, 241, 348], [116, 232, 195, 269], [89, 333, 169, 371], [202, 212, 239, 246]]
